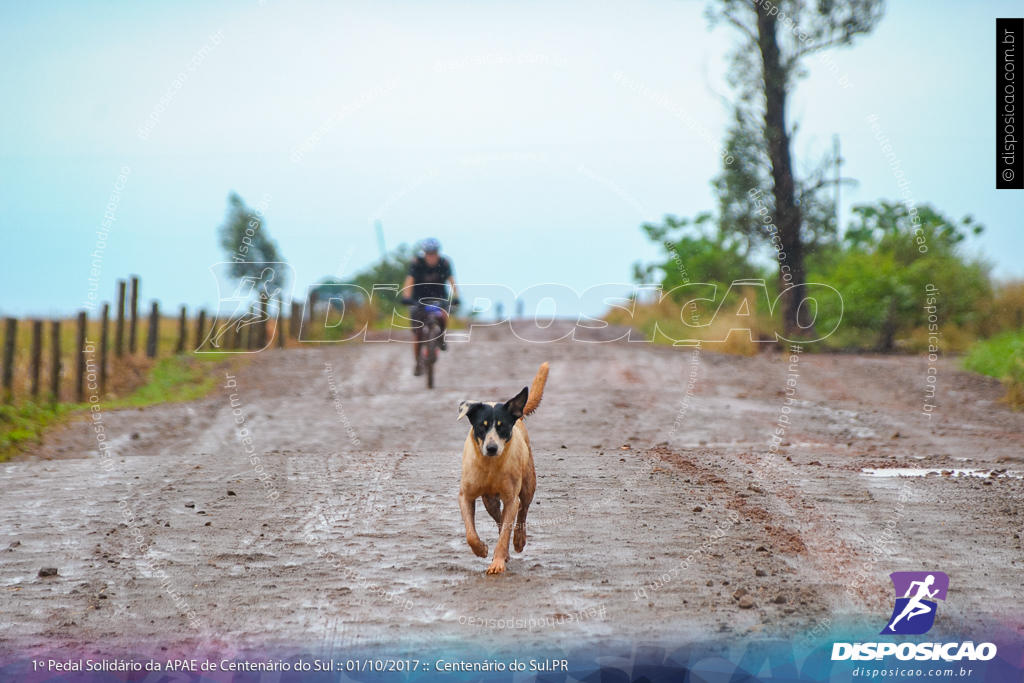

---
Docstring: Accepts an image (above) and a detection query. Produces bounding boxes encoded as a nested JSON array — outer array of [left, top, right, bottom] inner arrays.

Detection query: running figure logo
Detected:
[[881, 571, 949, 635], [198, 262, 295, 354]]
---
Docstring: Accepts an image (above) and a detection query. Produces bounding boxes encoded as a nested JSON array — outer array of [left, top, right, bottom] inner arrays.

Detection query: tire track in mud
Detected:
[[717, 450, 871, 606], [644, 446, 830, 624]]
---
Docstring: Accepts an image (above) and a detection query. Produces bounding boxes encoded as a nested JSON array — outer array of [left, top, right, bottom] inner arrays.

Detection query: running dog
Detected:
[[457, 362, 549, 575]]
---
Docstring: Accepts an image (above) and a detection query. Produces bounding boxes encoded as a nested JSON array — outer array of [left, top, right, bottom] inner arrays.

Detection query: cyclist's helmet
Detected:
[[421, 238, 441, 254]]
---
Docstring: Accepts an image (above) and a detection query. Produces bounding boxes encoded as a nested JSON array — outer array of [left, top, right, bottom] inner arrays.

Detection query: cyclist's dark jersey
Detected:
[[408, 256, 453, 304]]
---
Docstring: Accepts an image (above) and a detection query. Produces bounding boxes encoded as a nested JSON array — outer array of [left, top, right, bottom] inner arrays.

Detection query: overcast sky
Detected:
[[1, 0, 1020, 319]]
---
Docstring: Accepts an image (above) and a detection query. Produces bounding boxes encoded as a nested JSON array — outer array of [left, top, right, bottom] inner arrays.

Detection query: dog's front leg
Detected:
[[486, 496, 520, 575], [459, 492, 488, 558]]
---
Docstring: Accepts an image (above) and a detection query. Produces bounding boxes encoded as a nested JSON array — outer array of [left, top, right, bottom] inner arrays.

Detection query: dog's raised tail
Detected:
[[523, 362, 549, 417]]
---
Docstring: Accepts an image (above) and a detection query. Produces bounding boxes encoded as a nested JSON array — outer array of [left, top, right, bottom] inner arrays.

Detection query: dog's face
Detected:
[[458, 388, 529, 457]]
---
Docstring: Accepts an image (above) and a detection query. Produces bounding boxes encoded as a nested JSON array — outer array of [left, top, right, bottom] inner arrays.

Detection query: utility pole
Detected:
[[374, 220, 387, 262], [833, 134, 843, 231]]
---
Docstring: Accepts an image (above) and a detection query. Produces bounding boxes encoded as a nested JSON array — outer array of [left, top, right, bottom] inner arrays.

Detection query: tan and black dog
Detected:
[[457, 362, 548, 574]]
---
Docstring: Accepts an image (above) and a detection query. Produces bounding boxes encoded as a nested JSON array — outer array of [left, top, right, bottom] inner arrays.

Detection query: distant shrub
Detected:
[[963, 330, 1024, 409]]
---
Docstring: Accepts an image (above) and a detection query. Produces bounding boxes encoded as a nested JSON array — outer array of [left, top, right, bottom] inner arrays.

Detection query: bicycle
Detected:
[[404, 299, 457, 389]]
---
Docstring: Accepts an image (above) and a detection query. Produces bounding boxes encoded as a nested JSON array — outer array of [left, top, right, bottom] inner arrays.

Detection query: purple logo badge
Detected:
[[881, 571, 949, 635]]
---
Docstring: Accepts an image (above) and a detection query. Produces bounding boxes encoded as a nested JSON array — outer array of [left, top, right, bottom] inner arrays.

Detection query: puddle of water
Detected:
[[861, 468, 1021, 479]]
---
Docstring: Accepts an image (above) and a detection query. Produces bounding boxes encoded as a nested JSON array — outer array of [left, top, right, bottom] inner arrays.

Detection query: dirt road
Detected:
[[3, 324, 1023, 656]]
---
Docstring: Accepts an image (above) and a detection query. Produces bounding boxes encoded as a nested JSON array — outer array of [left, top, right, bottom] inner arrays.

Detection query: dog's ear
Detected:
[[504, 387, 529, 420], [458, 401, 481, 421]]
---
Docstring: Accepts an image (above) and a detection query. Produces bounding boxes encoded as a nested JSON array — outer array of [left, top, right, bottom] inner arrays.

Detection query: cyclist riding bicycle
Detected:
[[400, 238, 460, 376]]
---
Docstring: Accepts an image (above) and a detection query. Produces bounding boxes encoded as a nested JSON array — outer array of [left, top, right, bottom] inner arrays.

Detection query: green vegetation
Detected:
[[807, 201, 990, 351], [635, 198, 993, 353], [632, 196, 1023, 407], [964, 329, 1024, 378], [963, 330, 1024, 409], [107, 354, 227, 408], [301, 245, 413, 341], [0, 401, 77, 460], [218, 192, 285, 280], [635, 213, 766, 291]]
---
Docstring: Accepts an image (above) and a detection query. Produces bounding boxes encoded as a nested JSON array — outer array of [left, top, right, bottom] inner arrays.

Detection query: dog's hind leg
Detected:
[[514, 462, 536, 553], [482, 495, 502, 528], [459, 492, 488, 558], [513, 501, 530, 553]]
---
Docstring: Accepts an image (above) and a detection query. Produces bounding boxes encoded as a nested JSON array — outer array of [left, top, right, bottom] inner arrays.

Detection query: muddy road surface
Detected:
[[3, 323, 1023, 656]]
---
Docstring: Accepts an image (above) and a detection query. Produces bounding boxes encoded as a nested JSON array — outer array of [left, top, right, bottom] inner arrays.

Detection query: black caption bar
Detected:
[[997, 18, 1023, 189]]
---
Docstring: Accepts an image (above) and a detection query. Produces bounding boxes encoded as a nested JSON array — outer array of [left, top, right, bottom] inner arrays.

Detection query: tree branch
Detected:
[[791, 35, 844, 63], [722, 10, 758, 45]]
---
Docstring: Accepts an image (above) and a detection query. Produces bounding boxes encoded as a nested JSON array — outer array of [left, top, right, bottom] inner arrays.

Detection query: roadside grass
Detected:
[[605, 289, 777, 355], [0, 402, 78, 461], [963, 329, 1024, 409], [0, 353, 237, 461], [107, 353, 231, 408]]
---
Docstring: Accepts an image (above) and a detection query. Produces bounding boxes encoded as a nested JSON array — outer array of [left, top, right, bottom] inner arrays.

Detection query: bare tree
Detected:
[[708, 0, 884, 336]]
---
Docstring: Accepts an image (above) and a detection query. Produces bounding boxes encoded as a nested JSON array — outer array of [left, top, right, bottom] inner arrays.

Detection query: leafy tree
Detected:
[[707, 0, 884, 336], [713, 111, 842, 267], [636, 213, 766, 296], [312, 245, 413, 323], [812, 200, 990, 350], [218, 192, 285, 281], [635, 199, 990, 352]]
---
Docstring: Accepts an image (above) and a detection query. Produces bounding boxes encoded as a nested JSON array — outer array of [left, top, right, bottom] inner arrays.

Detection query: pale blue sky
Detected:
[[1, 0, 1020, 318]]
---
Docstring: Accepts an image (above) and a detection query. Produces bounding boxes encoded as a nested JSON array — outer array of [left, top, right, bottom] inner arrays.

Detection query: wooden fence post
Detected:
[[241, 305, 251, 350], [31, 320, 43, 398], [309, 292, 320, 343], [128, 275, 139, 354], [100, 303, 109, 396], [49, 320, 61, 403], [276, 303, 285, 348], [75, 311, 87, 403], [176, 306, 187, 354], [195, 310, 206, 352], [146, 302, 159, 358], [258, 296, 268, 348], [115, 279, 126, 357], [2, 318, 16, 403], [291, 301, 302, 338]]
